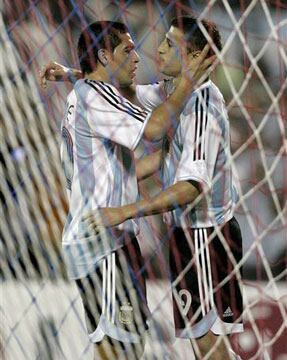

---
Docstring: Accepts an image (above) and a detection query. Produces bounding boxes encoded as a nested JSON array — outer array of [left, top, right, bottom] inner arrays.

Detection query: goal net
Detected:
[[1, 1, 286, 359]]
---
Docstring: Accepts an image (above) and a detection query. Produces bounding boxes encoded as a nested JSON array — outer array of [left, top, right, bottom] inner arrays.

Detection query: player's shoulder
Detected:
[[206, 81, 225, 108], [184, 80, 225, 117], [66, 87, 77, 106], [193, 80, 224, 103], [136, 79, 169, 111], [72, 79, 96, 99], [64, 80, 91, 109], [136, 79, 168, 97], [72, 79, 121, 105]]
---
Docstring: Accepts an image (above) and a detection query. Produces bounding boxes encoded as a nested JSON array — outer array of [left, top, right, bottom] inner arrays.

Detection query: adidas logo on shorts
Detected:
[[223, 306, 234, 317]]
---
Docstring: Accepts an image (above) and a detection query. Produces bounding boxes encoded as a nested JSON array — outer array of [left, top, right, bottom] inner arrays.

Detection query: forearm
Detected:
[[123, 180, 200, 219], [83, 181, 201, 228], [136, 150, 162, 181], [68, 68, 83, 82], [143, 78, 194, 142]]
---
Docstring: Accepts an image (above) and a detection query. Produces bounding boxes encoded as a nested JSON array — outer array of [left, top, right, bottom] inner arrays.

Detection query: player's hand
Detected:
[[39, 61, 72, 88], [182, 44, 217, 86], [83, 207, 128, 232]]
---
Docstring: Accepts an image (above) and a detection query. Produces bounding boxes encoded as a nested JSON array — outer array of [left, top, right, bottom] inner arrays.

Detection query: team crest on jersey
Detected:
[[119, 303, 133, 325]]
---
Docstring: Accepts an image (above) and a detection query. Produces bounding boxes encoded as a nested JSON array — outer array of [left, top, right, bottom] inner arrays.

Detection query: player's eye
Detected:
[[124, 48, 133, 54], [166, 39, 173, 47]]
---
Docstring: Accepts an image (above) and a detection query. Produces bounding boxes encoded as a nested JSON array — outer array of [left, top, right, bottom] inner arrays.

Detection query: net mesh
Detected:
[[1, 1, 286, 359]]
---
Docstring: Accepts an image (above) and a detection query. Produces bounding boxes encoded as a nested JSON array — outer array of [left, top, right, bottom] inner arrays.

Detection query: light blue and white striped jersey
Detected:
[[136, 80, 238, 228], [61, 79, 149, 278]]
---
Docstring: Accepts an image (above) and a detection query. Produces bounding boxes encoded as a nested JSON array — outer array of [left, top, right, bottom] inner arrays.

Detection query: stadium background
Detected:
[[1, 0, 286, 359]]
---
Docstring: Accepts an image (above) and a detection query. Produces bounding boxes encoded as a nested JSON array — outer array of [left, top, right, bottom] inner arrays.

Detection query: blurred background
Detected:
[[1, 0, 286, 359]]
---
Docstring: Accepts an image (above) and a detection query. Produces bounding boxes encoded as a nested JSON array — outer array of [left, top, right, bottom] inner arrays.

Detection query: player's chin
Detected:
[[120, 77, 134, 87], [129, 71, 137, 82], [158, 62, 165, 73], [165, 65, 181, 77], [160, 67, 174, 77], [158, 62, 170, 75]]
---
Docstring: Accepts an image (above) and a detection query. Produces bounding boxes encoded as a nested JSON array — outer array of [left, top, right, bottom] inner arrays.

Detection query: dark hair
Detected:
[[77, 21, 129, 74], [171, 16, 222, 54]]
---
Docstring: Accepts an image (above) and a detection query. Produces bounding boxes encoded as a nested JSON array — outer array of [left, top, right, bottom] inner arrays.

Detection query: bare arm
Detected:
[[39, 62, 83, 88], [84, 181, 201, 228], [136, 150, 162, 181], [143, 45, 215, 142], [123, 180, 200, 217]]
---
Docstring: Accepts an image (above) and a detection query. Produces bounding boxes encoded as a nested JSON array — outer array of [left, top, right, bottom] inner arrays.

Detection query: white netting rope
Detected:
[[1, 1, 286, 359]]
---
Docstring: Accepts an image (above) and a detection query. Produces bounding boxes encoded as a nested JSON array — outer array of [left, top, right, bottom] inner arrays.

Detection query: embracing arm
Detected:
[[136, 149, 162, 181], [39, 62, 83, 88], [124, 180, 200, 217], [143, 45, 215, 142], [84, 180, 201, 228]]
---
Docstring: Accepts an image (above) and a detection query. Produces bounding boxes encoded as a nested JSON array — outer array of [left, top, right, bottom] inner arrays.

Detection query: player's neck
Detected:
[[119, 86, 140, 105], [172, 76, 181, 89], [85, 68, 118, 87], [172, 75, 210, 89], [84, 67, 138, 106], [85, 69, 137, 104]]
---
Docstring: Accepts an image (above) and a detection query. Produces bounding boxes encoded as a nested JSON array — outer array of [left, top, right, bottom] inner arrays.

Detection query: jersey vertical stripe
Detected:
[[194, 97, 199, 161], [203, 88, 210, 160], [197, 93, 204, 160], [194, 89, 210, 161]]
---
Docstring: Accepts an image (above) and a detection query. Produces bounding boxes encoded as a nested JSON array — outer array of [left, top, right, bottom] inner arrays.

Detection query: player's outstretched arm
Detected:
[[83, 180, 201, 229], [39, 61, 83, 88], [143, 44, 215, 142]]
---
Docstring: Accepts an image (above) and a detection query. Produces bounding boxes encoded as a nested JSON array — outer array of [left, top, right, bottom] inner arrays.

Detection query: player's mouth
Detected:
[[158, 57, 165, 66], [130, 67, 137, 78]]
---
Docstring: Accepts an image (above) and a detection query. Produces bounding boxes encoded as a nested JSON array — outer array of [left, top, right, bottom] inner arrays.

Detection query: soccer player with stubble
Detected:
[[40, 20, 213, 360], [81, 17, 244, 360]]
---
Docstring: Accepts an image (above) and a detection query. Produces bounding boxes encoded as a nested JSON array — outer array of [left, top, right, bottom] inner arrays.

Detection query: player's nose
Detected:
[[133, 50, 140, 63], [158, 41, 165, 54]]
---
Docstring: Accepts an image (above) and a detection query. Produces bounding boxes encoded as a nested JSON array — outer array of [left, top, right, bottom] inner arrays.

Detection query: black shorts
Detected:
[[169, 217, 243, 338], [75, 235, 149, 344]]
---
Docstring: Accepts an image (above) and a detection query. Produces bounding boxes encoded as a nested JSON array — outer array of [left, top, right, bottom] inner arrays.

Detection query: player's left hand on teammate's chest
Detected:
[[83, 207, 127, 231]]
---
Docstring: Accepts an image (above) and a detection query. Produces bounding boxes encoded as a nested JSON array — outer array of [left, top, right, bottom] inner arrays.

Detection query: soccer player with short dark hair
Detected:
[[41, 20, 213, 359], [84, 17, 244, 360]]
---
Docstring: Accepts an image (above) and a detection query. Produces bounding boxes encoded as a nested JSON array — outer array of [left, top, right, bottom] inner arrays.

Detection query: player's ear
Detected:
[[98, 49, 108, 66]]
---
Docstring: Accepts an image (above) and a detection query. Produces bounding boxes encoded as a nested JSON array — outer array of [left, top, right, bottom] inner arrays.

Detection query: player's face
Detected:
[[106, 33, 140, 87], [158, 26, 189, 77]]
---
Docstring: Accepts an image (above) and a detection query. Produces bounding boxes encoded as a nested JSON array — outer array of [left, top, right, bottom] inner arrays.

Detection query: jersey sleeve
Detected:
[[83, 80, 151, 151], [174, 93, 223, 190], [136, 81, 168, 112]]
